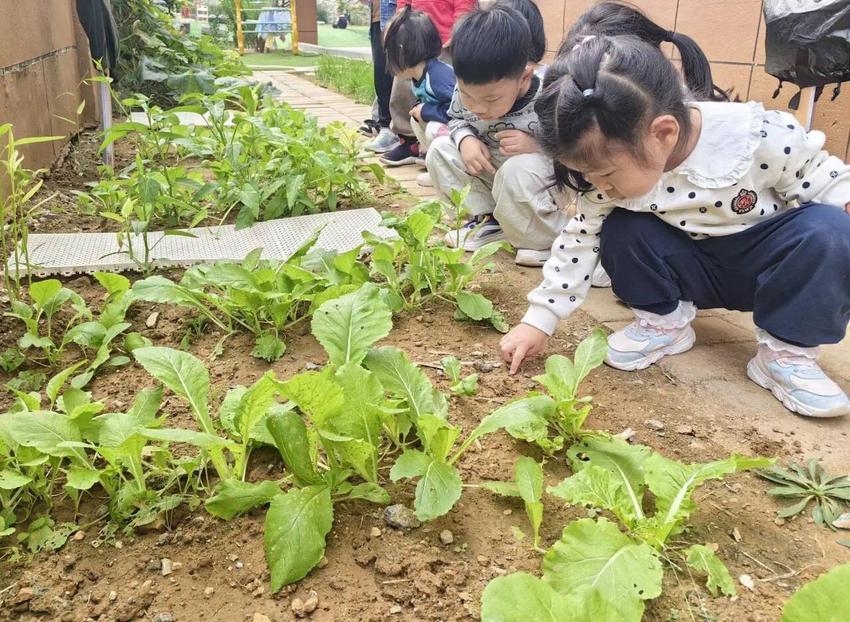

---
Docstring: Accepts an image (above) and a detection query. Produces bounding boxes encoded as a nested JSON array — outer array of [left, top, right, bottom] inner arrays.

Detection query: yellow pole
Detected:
[[290, 0, 300, 55], [234, 0, 245, 55]]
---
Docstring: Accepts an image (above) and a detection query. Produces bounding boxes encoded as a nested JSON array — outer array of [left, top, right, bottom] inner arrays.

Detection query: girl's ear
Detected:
[[648, 114, 681, 151]]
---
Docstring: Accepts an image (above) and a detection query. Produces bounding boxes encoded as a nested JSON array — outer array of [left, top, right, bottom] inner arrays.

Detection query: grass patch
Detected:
[[317, 24, 371, 48], [245, 51, 321, 68], [315, 55, 374, 105]]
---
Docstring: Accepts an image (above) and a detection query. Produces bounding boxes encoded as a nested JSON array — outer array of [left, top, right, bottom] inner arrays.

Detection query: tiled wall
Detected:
[[538, 0, 850, 160]]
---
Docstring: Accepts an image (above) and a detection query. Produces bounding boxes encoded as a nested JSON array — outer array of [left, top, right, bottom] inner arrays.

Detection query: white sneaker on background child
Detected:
[[747, 331, 850, 418], [364, 127, 399, 153], [514, 249, 550, 267], [444, 215, 506, 251], [416, 172, 434, 187], [605, 301, 697, 371]]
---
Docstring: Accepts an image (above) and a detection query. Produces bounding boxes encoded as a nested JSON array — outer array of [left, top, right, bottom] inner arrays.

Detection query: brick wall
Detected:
[[537, 0, 850, 161]]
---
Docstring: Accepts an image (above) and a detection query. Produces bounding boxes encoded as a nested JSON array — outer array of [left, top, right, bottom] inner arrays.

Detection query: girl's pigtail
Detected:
[[667, 31, 729, 101]]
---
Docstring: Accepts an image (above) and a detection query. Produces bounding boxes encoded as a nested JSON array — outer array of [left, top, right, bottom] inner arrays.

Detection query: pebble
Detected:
[[291, 598, 306, 617], [474, 361, 497, 373], [383, 504, 421, 530], [317, 557, 329, 569], [304, 362, 320, 370], [476, 555, 489, 565], [13, 586, 33, 604], [161, 558, 173, 576], [108, 590, 118, 602], [644, 419, 664, 431], [253, 615, 272, 622], [502, 509, 512, 516], [152, 614, 175, 622], [303, 590, 319, 614], [676, 425, 695, 436], [145, 312, 160, 329], [370, 527, 382, 538], [439, 530, 454, 545], [773, 517, 786, 527], [389, 604, 403, 614], [739, 574, 755, 591], [203, 587, 215, 598], [73, 530, 86, 541]]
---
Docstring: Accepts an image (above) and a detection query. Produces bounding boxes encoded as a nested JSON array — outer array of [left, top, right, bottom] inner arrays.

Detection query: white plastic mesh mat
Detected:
[[9, 208, 395, 277]]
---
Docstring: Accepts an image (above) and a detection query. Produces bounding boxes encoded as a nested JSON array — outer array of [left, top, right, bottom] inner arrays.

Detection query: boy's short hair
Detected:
[[382, 7, 443, 75], [495, 0, 546, 64], [450, 5, 532, 84]]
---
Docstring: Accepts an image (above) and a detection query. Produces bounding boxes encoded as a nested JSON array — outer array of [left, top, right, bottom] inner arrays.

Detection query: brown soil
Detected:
[[1, 134, 848, 622]]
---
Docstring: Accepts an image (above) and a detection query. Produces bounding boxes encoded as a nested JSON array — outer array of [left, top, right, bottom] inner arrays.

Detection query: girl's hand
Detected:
[[500, 323, 549, 374], [495, 130, 540, 157], [459, 136, 496, 176], [409, 104, 424, 124]]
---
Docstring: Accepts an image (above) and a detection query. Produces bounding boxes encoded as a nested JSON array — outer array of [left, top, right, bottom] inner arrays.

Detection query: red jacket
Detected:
[[397, 0, 476, 45]]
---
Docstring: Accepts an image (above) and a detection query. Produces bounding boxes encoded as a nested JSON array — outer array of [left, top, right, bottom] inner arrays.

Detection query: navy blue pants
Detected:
[[600, 204, 850, 347]]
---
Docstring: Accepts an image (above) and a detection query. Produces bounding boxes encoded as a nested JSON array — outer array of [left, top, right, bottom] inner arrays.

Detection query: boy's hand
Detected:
[[500, 323, 549, 374], [496, 130, 540, 157], [409, 103, 424, 124], [459, 136, 496, 176]]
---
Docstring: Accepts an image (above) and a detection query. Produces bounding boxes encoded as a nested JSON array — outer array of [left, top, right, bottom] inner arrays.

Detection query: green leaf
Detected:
[[140, 428, 231, 450], [515, 457, 544, 547], [133, 347, 212, 432], [128, 387, 162, 425], [205, 479, 281, 520], [365, 347, 435, 421], [570, 328, 609, 393], [453, 396, 555, 460], [417, 414, 461, 463], [266, 411, 321, 486], [252, 333, 286, 362], [28, 279, 62, 307], [548, 465, 643, 526], [389, 449, 431, 481], [481, 573, 583, 622], [567, 434, 652, 500], [685, 544, 736, 597], [46, 361, 87, 405], [489, 396, 554, 443], [265, 486, 334, 591], [533, 355, 576, 401], [311, 283, 392, 367], [346, 482, 391, 504], [235, 372, 279, 442], [455, 292, 493, 321], [0, 412, 85, 462], [782, 562, 850, 622], [94, 272, 130, 296], [542, 518, 662, 609], [480, 481, 522, 497], [280, 370, 344, 427], [334, 364, 383, 449], [65, 467, 101, 491], [414, 459, 463, 522], [0, 470, 33, 489]]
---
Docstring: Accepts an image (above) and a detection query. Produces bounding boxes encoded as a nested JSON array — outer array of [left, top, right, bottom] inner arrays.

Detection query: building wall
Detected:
[[0, 0, 98, 174], [538, 0, 850, 161]]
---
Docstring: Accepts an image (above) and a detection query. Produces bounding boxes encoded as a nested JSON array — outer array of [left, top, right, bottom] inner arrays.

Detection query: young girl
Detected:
[[380, 7, 456, 174], [500, 35, 850, 418]]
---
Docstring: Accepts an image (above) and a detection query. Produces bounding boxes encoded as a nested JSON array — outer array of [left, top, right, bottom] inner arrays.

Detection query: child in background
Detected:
[[495, 0, 546, 75], [500, 35, 850, 418], [380, 7, 455, 176], [426, 5, 571, 267], [362, 0, 399, 153]]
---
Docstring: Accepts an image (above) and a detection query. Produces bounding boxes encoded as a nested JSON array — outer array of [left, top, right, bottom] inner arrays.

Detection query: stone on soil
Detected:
[[383, 504, 421, 530]]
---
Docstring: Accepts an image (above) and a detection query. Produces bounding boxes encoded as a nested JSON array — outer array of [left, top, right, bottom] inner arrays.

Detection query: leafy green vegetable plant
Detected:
[[758, 459, 850, 529], [478, 456, 545, 549], [441, 356, 478, 397], [480, 434, 772, 621], [488, 329, 609, 454], [781, 562, 850, 622]]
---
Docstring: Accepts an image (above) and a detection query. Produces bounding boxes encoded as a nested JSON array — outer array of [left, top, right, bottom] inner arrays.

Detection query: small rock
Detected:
[[152, 614, 175, 622], [145, 312, 160, 329], [108, 590, 118, 602], [13, 586, 34, 604], [203, 586, 215, 598], [439, 530, 454, 545], [235, 561, 244, 569], [161, 558, 173, 576], [502, 509, 512, 516], [773, 517, 786, 527], [389, 604, 403, 614], [73, 530, 86, 541], [303, 590, 319, 614], [676, 425, 695, 436], [384, 504, 421, 530], [147, 558, 161, 572], [253, 614, 272, 622], [739, 574, 755, 591], [615, 428, 636, 442], [370, 527, 382, 538], [731, 528, 742, 543], [317, 557, 328, 569], [833, 512, 850, 530], [473, 361, 497, 373], [644, 419, 664, 431], [476, 555, 489, 565], [304, 362, 320, 371], [291, 598, 305, 617]]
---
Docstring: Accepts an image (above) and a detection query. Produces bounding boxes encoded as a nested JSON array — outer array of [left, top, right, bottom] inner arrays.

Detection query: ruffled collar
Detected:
[[671, 100, 765, 188]]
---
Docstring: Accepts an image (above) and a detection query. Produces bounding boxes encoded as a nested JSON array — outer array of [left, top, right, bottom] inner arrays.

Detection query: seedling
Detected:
[[441, 356, 479, 397], [758, 459, 850, 529]]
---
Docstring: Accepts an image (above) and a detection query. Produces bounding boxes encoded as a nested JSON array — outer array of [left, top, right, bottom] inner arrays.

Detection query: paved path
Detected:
[[253, 70, 850, 463]]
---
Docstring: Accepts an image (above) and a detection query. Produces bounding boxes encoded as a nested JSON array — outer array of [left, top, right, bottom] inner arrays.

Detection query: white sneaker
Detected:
[[416, 172, 434, 187], [591, 263, 612, 288], [606, 308, 696, 371], [444, 216, 506, 251], [747, 345, 849, 418], [515, 249, 549, 267], [364, 127, 399, 153]]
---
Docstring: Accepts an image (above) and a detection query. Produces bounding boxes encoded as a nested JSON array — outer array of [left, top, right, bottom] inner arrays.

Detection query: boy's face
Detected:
[[457, 67, 533, 121]]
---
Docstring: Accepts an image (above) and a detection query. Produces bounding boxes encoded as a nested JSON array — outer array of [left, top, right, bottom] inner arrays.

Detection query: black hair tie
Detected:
[[664, 30, 676, 42]]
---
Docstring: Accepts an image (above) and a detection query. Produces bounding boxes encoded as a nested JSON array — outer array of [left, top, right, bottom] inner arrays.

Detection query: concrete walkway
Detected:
[[252, 70, 850, 464]]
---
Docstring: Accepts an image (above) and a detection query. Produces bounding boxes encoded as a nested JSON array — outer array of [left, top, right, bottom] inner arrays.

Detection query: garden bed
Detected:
[[1, 120, 848, 622]]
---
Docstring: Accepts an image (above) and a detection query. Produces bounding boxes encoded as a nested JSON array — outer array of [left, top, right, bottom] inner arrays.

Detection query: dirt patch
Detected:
[[2, 131, 849, 622]]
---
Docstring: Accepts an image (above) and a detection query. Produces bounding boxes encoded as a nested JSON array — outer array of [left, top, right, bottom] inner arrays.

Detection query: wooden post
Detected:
[[291, 0, 300, 55], [234, 0, 245, 55]]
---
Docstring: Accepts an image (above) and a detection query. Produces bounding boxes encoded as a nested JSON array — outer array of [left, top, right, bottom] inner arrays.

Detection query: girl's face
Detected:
[[561, 114, 690, 200]]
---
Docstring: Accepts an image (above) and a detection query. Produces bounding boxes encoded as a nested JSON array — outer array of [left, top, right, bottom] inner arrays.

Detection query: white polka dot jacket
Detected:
[[523, 100, 850, 336]]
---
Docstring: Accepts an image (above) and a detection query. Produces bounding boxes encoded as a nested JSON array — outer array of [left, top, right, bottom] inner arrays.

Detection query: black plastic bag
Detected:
[[764, 0, 850, 90]]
